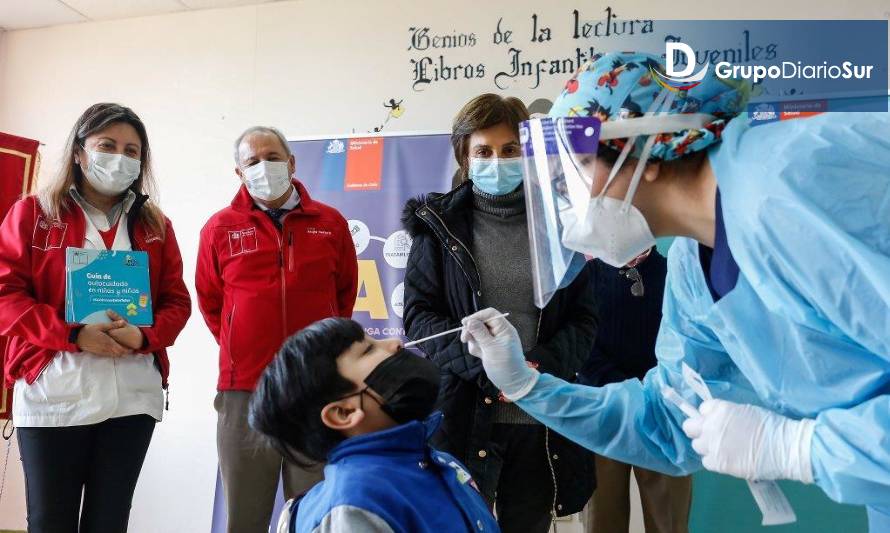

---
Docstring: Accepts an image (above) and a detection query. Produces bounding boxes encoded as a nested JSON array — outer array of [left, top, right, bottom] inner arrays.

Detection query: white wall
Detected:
[[0, 1, 887, 532]]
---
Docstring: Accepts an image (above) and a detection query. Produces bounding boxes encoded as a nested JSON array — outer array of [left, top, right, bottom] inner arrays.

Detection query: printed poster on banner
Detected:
[[289, 132, 456, 340]]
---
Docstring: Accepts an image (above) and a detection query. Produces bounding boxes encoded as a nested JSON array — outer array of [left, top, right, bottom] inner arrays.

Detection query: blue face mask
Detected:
[[469, 157, 524, 196]]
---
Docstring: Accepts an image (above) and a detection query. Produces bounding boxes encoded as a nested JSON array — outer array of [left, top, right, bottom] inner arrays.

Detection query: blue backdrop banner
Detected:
[[290, 132, 456, 340]]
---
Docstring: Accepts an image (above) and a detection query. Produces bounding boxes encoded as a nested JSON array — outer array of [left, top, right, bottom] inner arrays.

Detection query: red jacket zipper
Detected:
[[227, 306, 236, 387], [288, 232, 294, 272], [279, 229, 288, 340], [279, 251, 287, 338]]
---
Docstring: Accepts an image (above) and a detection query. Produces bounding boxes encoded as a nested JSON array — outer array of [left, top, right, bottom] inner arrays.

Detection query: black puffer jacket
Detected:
[[401, 181, 597, 517]]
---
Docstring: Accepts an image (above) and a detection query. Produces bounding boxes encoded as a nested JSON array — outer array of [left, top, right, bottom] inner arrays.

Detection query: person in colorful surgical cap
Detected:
[[459, 51, 890, 532]]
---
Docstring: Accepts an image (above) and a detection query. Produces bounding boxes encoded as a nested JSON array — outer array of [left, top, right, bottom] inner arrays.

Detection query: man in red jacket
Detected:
[[196, 126, 358, 533]]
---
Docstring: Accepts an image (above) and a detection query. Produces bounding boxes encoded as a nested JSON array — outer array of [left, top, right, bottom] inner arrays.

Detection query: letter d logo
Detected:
[[666, 43, 696, 77], [652, 42, 708, 92]]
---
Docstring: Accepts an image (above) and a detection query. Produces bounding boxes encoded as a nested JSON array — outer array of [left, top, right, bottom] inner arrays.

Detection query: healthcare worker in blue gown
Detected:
[[460, 52, 890, 532]]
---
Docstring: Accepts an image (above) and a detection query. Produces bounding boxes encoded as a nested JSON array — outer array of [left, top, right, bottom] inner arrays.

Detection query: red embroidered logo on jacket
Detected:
[[32, 216, 68, 251], [306, 227, 332, 236], [228, 227, 258, 256]]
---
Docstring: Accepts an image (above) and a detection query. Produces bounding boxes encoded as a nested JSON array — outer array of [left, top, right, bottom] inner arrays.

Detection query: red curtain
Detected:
[[0, 131, 41, 420]]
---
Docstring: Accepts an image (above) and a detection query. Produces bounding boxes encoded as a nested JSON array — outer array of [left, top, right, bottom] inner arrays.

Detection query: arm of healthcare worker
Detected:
[[699, 110, 890, 508], [461, 306, 703, 476], [809, 395, 890, 510], [681, 381, 890, 511], [195, 222, 224, 343], [524, 261, 598, 381], [0, 199, 80, 353], [684, 386, 890, 510], [403, 230, 484, 381]]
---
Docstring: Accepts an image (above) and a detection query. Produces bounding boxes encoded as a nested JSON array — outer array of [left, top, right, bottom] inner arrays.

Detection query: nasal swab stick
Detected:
[[403, 313, 511, 348]]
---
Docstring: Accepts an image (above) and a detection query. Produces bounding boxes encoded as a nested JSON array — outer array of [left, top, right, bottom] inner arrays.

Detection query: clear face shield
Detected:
[[520, 116, 600, 309], [523, 89, 716, 308]]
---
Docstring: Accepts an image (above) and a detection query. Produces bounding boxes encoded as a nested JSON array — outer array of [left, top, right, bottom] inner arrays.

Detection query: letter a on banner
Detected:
[[355, 259, 388, 319]]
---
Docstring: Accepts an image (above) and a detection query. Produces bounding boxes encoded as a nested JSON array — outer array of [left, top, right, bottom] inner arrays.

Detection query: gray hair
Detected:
[[233, 126, 292, 162]]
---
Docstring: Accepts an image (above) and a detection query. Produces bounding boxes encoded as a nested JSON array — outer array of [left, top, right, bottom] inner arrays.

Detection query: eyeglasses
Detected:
[[620, 266, 645, 297]]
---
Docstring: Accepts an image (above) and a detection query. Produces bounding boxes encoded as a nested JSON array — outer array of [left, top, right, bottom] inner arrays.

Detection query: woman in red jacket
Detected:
[[0, 103, 191, 533]]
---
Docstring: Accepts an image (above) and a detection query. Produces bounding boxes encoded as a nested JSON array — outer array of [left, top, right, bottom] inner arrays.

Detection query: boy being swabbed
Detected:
[[248, 317, 500, 533]]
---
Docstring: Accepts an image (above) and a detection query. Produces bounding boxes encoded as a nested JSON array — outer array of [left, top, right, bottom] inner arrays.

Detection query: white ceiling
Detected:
[[0, 0, 284, 31]]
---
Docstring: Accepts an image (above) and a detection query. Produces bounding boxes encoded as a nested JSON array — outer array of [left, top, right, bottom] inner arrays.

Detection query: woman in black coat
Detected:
[[402, 93, 598, 532]]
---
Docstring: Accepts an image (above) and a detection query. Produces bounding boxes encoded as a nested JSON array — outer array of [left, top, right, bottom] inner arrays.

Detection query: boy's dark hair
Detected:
[[248, 318, 365, 467]]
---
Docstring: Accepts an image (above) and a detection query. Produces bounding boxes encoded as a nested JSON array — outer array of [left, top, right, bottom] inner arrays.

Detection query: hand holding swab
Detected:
[[403, 313, 511, 348]]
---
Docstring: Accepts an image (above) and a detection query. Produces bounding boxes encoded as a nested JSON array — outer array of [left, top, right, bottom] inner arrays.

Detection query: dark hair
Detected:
[[40, 103, 165, 237], [248, 318, 365, 466], [451, 93, 530, 183]]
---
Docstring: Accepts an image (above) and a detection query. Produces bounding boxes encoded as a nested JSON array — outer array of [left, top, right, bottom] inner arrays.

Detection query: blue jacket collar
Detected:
[[327, 412, 443, 463]]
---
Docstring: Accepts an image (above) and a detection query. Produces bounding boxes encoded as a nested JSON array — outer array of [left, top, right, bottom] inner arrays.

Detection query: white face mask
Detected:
[[558, 126, 660, 268], [557, 91, 687, 267], [561, 197, 655, 268], [242, 160, 291, 201], [83, 149, 141, 196]]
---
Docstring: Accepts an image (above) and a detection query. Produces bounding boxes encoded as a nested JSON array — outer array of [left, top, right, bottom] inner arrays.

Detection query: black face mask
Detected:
[[363, 349, 440, 424]]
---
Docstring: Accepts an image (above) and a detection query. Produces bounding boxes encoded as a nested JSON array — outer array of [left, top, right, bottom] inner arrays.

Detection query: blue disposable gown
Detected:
[[516, 111, 890, 519]]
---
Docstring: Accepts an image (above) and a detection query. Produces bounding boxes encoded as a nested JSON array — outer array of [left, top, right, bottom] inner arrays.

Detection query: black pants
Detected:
[[17, 414, 156, 533], [488, 424, 554, 533]]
